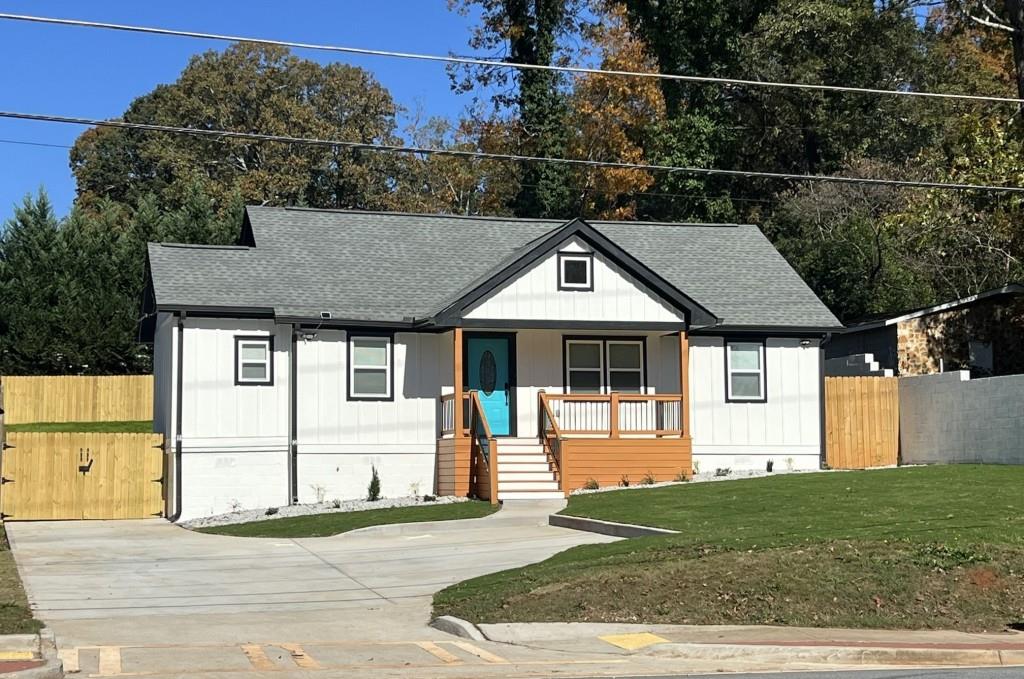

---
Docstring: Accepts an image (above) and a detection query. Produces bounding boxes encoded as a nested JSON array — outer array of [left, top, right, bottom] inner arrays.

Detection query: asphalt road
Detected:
[[596, 669, 1024, 679]]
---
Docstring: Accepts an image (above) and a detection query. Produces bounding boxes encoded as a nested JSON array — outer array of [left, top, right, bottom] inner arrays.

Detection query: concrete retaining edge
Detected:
[[548, 514, 679, 538], [0, 629, 63, 679], [644, 642, 1024, 667], [430, 616, 487, 641]]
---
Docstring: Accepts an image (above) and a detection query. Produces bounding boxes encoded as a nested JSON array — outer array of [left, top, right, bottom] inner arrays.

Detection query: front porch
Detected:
[[435, 328, 693, 503]]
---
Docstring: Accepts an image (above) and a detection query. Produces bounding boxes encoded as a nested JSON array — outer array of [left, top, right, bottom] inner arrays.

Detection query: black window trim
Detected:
[[562, 335, 648, 394], [234, 335, 275, 386], [346, 331, 396, 402], [724, 337, 767, 403], [557, 251, 595, 292]]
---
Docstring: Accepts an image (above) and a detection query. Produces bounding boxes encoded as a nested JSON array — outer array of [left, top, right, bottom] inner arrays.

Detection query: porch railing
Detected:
[[539, 391, 564, 485], [439, 393, 471, 438], [540, 393, 684, 437], [468, 390, 498, 504]]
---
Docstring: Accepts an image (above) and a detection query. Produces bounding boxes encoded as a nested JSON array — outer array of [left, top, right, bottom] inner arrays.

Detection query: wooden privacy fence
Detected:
[[0, 432, 164, 520], [825, 376, 899, 469], [1, 375, 153, 424]]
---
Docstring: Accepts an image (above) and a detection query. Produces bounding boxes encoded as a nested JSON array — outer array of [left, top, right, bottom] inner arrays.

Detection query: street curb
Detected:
[[548, 514, 679, 538], [644, 642, 1024, 667], [0, 629, 63, 679], [430, 616, 488, 641]]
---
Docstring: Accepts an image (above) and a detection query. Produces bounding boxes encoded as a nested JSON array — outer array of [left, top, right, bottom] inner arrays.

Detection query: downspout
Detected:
[[168, 312, 186, 522], [819, 332, 832, 469], [289, 324, 298, 504]]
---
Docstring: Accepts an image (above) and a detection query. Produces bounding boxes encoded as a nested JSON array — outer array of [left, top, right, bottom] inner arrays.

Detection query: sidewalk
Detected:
[[472, 621, 1024, 668]]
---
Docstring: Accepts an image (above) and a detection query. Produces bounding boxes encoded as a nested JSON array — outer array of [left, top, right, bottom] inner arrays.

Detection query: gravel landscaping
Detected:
[[182, 495, 470, 529], [570, 467, 833, 495]]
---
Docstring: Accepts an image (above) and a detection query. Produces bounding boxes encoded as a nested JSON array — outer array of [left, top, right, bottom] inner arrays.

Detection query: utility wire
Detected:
[[1, 109, 1021, 194], [0, 138, 71, 149], [2, 12, 1023, 106]]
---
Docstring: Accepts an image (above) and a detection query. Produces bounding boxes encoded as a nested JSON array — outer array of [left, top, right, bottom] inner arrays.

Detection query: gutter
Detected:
[[289, 324, 298, 504], [168, 312, 185, 522], [819, 332, 833, 469]]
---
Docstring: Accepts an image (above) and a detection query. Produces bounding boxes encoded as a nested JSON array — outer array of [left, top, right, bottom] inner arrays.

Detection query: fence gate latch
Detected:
[[2, 442, 14, 450], [0, 477, 13, 485], [78, 448, 94, 475]]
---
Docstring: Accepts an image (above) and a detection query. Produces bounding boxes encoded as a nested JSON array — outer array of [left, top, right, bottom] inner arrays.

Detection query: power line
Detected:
[[1, 109, 1021, 194], [2, 12, 1022, 106], [0, 138, 71, 150]]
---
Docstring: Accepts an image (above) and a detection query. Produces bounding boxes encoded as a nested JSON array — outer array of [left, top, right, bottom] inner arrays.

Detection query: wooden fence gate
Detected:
[[824, 376, 900, 469], [0, 433, 164, 520]]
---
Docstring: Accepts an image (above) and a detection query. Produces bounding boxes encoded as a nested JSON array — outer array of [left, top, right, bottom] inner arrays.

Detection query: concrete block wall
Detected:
[[899, 371, 1024, 465]]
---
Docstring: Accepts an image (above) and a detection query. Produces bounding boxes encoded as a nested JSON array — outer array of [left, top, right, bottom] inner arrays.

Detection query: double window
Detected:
[[348, 335, 393, 400], [726, 340, 766, 402], [235, 336, 274, 386], [565, 338, 645, 394]]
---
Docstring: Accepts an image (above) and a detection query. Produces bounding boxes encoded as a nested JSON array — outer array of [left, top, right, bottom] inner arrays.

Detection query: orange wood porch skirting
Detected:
[[559, 436, 692, 493]]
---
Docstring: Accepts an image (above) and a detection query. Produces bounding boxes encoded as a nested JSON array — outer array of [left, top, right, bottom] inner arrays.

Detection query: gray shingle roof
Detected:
[[148, 206, 841, 329]]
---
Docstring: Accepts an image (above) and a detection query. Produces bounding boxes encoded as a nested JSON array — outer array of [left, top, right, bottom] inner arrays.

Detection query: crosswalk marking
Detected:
[[415, 641, 462, 664], [240, 644, 276, 671], [449, 640, 509, 664], [278, 643, 321, 670], [97, 646, 122, 676]]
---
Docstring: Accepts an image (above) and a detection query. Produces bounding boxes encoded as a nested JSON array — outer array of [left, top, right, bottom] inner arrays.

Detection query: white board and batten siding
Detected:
[[295, 331, 441, 504], [171, 317, 291, 520], [464, 237, 685, 324], [688, 337, 822, 472]]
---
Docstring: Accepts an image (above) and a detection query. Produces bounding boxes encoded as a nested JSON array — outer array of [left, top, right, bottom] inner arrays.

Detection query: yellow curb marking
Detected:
[[278, 643, 321, 670], [0, 651, 35, 661], [98, 646, 122, 675], [599, 632, 670, 650], [58, 648, 81, 674], [449, 640, 509, 664], [240, 644, 276, 671], [415, 641, 462, 664]]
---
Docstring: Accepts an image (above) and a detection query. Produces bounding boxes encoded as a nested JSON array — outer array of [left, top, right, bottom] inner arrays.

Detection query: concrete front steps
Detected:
[[496, 438, 564, 500]]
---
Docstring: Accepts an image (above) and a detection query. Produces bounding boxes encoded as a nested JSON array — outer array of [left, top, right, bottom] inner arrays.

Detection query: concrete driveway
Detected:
[[6, 501, 621, 677]]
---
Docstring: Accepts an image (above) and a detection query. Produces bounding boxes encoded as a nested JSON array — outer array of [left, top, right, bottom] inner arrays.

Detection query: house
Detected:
[[826, 284, 1024, 378], [146, 207, 842, 521]]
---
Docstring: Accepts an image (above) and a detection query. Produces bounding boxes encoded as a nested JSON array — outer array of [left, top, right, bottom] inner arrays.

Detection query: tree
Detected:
[[945, 0, 1024, 100], [70, 43, 402, 216], [449, 0, 585, 217]]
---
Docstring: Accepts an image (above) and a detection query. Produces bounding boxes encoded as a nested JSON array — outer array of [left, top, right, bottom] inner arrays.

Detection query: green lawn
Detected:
[[0, 527, 41, 634], [198, 500, 500, 538], [6, 420, 153, 433], [434, 466, 1024, 631]]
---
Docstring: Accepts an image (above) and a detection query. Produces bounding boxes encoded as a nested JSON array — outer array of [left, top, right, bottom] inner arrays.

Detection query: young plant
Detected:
[[785, 457, 796, 472], [367, 465, 382, 502], [309, 484, 327, 504], [714, 467, 731, 477], [692, 460, 700, 476], [583, 478, 600, 490], [331, 498, 342, 509], [619, 474, 630, 487], [639, 471, 657, 486], [674, 469, 690, 482], [264, 506, 279, 516], [766, 459, 774, 472]]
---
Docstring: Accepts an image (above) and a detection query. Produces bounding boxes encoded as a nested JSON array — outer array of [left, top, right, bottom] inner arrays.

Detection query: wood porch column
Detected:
[[453, 328, 464, 437], [679, 331, 691, 436]]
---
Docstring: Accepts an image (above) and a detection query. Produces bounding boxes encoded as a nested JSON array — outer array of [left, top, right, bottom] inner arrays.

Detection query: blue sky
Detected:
[[0, 1, 481, 219]]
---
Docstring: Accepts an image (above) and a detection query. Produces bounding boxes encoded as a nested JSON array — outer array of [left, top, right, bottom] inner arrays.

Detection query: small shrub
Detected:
[[766, 459, 774, 472], [785, 457, 795, 472], [367, 465, 381, 502], [423, 494, 437, 502], [714, 467, 731, 477], [673, 469, 690, 482], [227, 499, 243, 512], [264, 507, 279, 516], [639, 471, 657, 486], [409, 481, 421, 497], [331, 499, 341, 509], [309, 484, 327, 504], [692, 460, 700, 476], [583, 478, 600, 490], [619, 474, 630, 487]]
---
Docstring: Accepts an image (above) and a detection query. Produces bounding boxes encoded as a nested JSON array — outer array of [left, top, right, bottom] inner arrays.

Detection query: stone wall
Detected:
[[896, 296, 1024, 377], [899, 371, 1024, 465]]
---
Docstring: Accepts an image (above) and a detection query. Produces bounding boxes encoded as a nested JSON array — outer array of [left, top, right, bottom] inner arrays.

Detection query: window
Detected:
[[235, 336, 273, 386], [557, 252, 593, 291], [607, 341, 644, 393], [565, 338, 646, 394], [726, 340, 765, 402], [349, 335, 393, 400]]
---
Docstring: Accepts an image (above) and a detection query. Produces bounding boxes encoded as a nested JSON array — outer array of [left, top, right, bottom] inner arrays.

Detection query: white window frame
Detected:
[[606, 340, 645, 394], [348, 335, 393, 400], [557, 252, 594, 291], [565, 339, 605, 394], [235, 336, 273, 386], [725, 340, 766, 402]]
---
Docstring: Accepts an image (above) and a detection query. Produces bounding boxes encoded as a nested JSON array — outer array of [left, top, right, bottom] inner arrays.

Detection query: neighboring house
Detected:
[[826, 284, 1024, 378], [146, 207, 842, 520]]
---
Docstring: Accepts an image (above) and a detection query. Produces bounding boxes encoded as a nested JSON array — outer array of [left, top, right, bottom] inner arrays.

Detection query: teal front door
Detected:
[[466, 335, 514, 436]]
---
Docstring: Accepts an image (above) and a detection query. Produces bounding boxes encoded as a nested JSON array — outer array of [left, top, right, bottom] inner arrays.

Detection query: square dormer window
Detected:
[[558, 252, 593, 291]]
